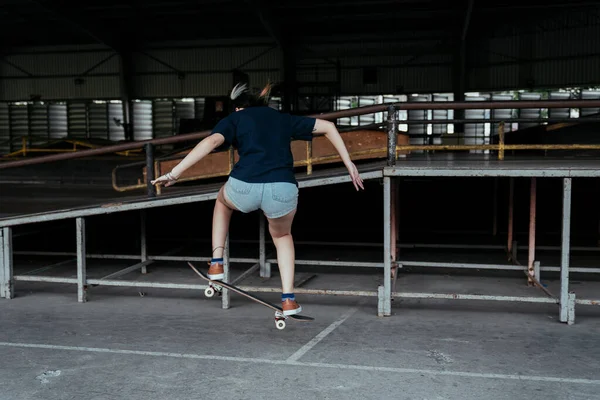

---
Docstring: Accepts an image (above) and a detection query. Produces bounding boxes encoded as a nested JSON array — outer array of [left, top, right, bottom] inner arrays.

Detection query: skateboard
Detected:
[[188, 262, 314, 330]]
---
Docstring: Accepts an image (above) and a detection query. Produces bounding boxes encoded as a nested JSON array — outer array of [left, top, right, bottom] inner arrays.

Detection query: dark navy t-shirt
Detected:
[[210, 106, 316, 184]]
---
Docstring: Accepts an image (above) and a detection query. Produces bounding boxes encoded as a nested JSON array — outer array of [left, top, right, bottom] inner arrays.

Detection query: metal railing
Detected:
[[2, 98, 600, 323], [2, 99, 600, 197], [0, 135, 142, 159]]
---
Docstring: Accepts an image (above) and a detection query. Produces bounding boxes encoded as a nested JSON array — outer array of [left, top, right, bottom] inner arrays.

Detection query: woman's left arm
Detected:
[[151, 133, 225, 187]]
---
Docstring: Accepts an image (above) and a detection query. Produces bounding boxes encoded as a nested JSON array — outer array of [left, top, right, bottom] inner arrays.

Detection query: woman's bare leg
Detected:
[[208, 186, 236, 279], [267, 209, 297, 294]]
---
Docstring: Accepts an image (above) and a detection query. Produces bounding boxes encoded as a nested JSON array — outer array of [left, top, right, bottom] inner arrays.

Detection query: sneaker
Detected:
[[282, 298, 302, 316], [207, 262, 224, 280]]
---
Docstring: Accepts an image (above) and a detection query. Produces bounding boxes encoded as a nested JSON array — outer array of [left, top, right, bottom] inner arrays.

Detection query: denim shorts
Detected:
[[224, 177, 299, 219]]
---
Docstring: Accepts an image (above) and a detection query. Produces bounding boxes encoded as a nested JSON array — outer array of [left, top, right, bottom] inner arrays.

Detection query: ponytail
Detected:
[[230, 81, 273, 109]]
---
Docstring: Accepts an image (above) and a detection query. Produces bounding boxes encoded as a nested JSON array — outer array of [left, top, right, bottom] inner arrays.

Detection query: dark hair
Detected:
[[230, 82, 272, 109]]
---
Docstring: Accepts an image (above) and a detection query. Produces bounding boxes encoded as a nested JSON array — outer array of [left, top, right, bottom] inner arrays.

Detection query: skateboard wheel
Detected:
[[205, 287, 215, 297], [275, 320, 286, 330]]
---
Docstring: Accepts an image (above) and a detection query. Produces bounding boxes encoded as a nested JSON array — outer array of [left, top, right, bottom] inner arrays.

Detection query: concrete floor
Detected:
[[2, 264, 600, 400]]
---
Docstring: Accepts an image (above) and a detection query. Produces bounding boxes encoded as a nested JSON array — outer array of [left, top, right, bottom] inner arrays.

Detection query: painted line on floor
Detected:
[[1, 341, 599, 386], [287, 307, 358, 362]]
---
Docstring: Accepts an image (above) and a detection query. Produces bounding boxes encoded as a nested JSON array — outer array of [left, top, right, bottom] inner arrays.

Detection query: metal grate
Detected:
[[49, 103, 68, 139], [68, 103, 88, 139], [88, 102, 109, 140], [153, 100, 174, 139], [29, 102, 49, 141], [133, 100, 153, 141], [108, 102, 125, 141], [9, 104, 29, 148]]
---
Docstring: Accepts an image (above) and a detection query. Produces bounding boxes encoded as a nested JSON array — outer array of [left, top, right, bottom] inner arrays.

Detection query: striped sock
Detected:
[[211, 258, 223, 265]]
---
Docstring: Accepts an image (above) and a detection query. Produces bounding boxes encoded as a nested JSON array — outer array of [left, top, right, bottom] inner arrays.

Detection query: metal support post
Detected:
[[391, 178, 398, 292], [379, 176, 392, 316], [533, 261, 541, 283], [559, 178, 572, 323], [1, 227, 14, 299], [567, 292, 576, 325], [259, 213, 270, 278], [222, 234, 230, 310], [386, 105, 398, 166], [528, 178, 537, 285], [145, 143, 156, 198], [306, 142, 313, 175], [507, 178, 514, 260], [492, 178, 498, 236], [0, 230, 4, 299], [76, 218, 87, 303], [258, 214, 267, 277], [141, 211, 148, 274]]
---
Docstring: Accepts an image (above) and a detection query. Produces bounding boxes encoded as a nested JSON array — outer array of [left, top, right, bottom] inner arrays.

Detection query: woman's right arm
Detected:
[[312, 119, 364, 191]]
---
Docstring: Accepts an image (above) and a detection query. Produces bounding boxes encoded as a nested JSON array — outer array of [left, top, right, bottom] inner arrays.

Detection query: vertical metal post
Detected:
[[1, 227, 14, 299], [379, 176, 392, 317], [0, 230, 4, 299], [559, 178, 572, 323], [76, 218, 87, 303], [567, 293, 576, 325], [390, 178, 398, 289], [492, 178, 498, 236], [498, 121, 505, 161], [528, 178, 537, 285], [259, 213, 269, 278], [141, 211, 148, 274], [507, 178, 514, 259], [145, 143, 156, 198], [154, 161, 162, 196], [222, 234, 230, 310], [306, 142, 313, 175], [386, 105, 398, 166], [228, 148, 235, 172], [533, 261, 541, 282]]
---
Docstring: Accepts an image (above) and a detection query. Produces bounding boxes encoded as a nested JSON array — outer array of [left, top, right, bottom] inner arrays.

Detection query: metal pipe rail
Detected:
[[2, 99, 600, 170]]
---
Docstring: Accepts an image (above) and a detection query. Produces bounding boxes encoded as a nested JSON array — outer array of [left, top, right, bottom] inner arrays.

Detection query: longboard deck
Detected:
[[188, 262, 313, 322]]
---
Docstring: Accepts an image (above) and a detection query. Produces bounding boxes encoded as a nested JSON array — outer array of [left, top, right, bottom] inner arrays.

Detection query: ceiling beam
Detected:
[[27, 0, 124, 51], [246, 0, 286, 48]]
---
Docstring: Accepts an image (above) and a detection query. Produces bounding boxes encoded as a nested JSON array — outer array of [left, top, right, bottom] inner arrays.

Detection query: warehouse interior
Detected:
[[1, 1, 600, 399]]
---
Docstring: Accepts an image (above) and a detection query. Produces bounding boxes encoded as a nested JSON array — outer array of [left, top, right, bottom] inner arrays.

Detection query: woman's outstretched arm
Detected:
[[151, 133, 225, 187], [312, 119, 364, 191]]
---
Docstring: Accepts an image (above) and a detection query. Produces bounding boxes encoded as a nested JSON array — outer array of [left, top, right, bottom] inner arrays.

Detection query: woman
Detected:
[[152, 82, 364, 316]]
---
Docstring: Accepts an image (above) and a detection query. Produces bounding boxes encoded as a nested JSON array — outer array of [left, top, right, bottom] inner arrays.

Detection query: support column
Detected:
[[507, 178, 515, 260], [259, 213, 270, 278], [76, 218, 87, 303], [528, 178, 537, 285], [492, 178, 498, 236], [0, 229, 4, 299], [379, 176, 392, 317], [119, 50, 135, 141], [145, 143, 156, 198], [390, 179, 398, 292], [559, 178, 572, 323], [141, 211, 148, 274], [1, 227, 14, 299], [386, 105, 398, 166], [222, 234, 230, 309]]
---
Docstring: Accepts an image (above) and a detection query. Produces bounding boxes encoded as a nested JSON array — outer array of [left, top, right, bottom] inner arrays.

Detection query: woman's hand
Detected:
[[151, 171, 179, 187], [345, 161, 364, 191]]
